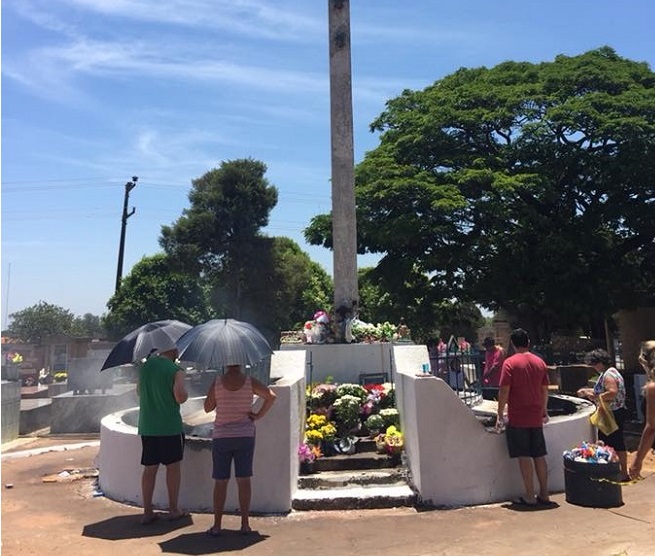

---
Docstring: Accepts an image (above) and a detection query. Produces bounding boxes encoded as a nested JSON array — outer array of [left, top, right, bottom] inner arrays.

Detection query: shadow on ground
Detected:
[[159, 530, 269, 554], [82, 514, 193, 540], [501, 500, 560, 512]]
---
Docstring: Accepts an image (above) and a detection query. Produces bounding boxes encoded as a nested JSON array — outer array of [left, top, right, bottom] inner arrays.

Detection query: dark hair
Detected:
[[584, 349, 611, 367], [483, 336, 495, 347], [510, 328, 529, 348]]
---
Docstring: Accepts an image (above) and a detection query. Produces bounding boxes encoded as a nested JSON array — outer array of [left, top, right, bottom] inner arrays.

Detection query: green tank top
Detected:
[[137, 356, 184, 436]]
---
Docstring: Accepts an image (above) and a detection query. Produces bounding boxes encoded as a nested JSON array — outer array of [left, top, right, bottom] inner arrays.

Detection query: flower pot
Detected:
[[321, 440, 337, 457], [299, 461, 316, 475]]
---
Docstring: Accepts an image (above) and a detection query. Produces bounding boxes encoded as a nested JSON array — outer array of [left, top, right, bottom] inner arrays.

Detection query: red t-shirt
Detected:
[[499, 351, 549, 428]]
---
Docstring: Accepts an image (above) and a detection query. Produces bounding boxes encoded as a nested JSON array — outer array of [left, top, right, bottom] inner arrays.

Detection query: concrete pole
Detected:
[[328, 0, 358, 342]]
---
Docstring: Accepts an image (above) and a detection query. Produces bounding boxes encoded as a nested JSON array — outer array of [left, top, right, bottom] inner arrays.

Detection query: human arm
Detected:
[[598, 373, 619, 403], [248, 378, 277, 421], [542, 384, 550, 424], [495, 385, 510, 430], [629, 383, 655, 479], [203, 380, 216, 413], [576, 387, 595, 401], [173, 370, 188, 404]]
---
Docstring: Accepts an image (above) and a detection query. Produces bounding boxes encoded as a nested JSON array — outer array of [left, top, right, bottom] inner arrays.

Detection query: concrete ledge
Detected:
[[51, 384, 138, 433], [19, 398, 52, 435]]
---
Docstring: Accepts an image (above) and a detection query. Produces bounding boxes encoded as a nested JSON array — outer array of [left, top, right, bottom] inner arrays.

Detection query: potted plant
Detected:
[[365, 414, 384, 436], [384, 426, 404, 464], [298, 442, 320, 475], [333, 394, 362, 436]]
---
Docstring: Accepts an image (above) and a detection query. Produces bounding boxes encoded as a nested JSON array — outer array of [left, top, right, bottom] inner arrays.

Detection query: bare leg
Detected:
[[517, 457, 536, 503], [165, 461, 183, 517], [236, 477, 252, 532], [617, 450, 628, 479], [212, 479, 229, 533], [534, 456, 549, 500], [141, 465, 159, 523]]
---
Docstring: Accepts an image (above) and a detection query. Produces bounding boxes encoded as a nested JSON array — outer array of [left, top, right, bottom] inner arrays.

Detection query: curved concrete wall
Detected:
[[98, 350, 306, 514], [393, 345, 596, 506]]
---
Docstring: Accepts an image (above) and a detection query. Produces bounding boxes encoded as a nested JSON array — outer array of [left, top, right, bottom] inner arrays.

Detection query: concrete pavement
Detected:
[[1, 436, 654, 556]]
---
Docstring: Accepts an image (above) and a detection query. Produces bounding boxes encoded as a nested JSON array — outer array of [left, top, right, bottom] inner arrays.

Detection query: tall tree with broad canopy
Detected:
[[306, 47, 655, 342], [158, 158, 333, 338], [104, 254, 213, 339], [160, 158, 278, 319]]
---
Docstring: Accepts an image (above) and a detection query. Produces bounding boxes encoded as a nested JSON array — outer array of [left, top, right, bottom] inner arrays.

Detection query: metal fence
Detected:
[[430, 350, 484, 407]]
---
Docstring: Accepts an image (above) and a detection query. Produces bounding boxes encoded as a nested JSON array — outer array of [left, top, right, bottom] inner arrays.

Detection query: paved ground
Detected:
[[1, 435, 654, 556]]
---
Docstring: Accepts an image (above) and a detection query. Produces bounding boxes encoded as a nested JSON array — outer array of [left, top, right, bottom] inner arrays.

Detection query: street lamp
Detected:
[[114, 176, 138, 293]]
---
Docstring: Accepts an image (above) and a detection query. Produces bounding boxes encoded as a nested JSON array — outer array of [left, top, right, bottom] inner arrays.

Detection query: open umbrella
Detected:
[[175, 318, 273, 368], [100, 319, 192, 371]]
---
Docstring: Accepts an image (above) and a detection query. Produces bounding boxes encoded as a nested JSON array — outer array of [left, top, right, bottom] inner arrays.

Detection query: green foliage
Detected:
[[157, 158, 333, 339], [7, 301, 77, 344], [104, 254, 213, 339], [306, 47, 655, 342]]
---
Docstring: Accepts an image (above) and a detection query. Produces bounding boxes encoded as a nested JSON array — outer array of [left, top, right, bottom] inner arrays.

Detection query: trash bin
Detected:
[[563, 458, 623, 508]]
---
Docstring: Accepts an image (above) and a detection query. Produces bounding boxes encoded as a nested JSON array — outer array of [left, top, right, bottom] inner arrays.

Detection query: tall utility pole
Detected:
[[114, 176, 138, 293], [328, 0, 358, 342]]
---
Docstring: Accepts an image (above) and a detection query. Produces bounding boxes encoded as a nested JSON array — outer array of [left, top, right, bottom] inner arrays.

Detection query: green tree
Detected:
[[306, 47, 655, 342], [104, 254, 213, 339], [158, 158, 332, 339], [7, 301, 77, 344], [73, 313, 106, 338], [160, 158, 278, 318]]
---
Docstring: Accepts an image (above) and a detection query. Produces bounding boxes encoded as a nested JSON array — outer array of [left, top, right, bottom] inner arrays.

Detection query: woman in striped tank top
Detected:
[[203, 364, 277, 537]]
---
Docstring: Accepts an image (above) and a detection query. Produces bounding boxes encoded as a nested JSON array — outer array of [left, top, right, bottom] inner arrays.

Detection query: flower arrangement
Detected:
[[365, 414, 384, 435], [54, 371, 68, 383], [379, 408, 400, 429], [309, 383, 338, 408], [336, 383, 368, 402], [333, 394, 362, 433], [298, 442, 315, 463], [384, 426, 404, 455], [298, 442, 322, 463]]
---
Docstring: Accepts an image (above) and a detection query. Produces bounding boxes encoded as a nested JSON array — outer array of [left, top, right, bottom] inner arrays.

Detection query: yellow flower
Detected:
[[305, 430, 323, 445], [306, 413, 327, 429]]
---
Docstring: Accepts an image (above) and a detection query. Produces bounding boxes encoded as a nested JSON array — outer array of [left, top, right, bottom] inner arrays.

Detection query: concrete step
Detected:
[[314, 452, 400, 471], [292, 483, 416, 511], [298, 468, 407, 490]]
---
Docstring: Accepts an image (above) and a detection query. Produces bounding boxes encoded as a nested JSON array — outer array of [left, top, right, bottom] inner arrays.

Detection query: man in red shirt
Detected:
[[482, 337, 505, 387], [496, 328, 551, 507]]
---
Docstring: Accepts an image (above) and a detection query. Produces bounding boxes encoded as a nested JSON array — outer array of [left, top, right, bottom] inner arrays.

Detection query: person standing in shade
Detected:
[[137, 347, 189, 524], [482, 336, 505, 387], [630, 340, 655, 480], [204, 364, 277, 537], [577, 349, 628, 480], [496, 328, 551, 507]]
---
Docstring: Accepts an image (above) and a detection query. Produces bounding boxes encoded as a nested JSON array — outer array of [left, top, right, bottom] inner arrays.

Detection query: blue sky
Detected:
[[2, 0, 655, 327]]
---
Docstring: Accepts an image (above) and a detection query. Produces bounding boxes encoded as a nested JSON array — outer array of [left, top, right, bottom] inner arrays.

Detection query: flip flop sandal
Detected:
[[206, 527, 222, 537]]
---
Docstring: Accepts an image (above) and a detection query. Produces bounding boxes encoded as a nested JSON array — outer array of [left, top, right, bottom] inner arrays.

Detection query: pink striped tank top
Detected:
[[212, 375, 256, 439]]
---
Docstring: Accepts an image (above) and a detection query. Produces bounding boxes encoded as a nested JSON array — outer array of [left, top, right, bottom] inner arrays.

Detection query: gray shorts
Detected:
[[212, 436, 255, 480]]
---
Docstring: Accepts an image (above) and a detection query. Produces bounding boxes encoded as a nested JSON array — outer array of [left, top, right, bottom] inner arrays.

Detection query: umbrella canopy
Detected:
[[100, 319, 192, 371], [176, 318, 273, 368]]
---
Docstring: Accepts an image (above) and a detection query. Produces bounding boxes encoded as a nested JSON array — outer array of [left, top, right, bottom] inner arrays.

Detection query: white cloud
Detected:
[[31, 0, 324, 41]]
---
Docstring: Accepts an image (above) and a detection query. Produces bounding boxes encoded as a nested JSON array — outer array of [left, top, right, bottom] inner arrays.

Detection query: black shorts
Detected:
[[141, 434, 185, 466], [598, 407, 627, 452], [505, 426, 547, 458]]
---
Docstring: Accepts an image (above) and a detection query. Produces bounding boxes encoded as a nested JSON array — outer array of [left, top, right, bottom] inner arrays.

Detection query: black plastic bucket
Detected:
[[563, 458, 623, 508]]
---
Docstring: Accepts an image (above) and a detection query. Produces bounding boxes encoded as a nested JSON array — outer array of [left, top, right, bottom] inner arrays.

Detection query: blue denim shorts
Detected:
[[212, 436, 255, 479]]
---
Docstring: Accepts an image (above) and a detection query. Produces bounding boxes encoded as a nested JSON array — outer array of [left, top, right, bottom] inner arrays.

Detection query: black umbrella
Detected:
[[176, 319, 273, 368], [100, 320, 192, 371]]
